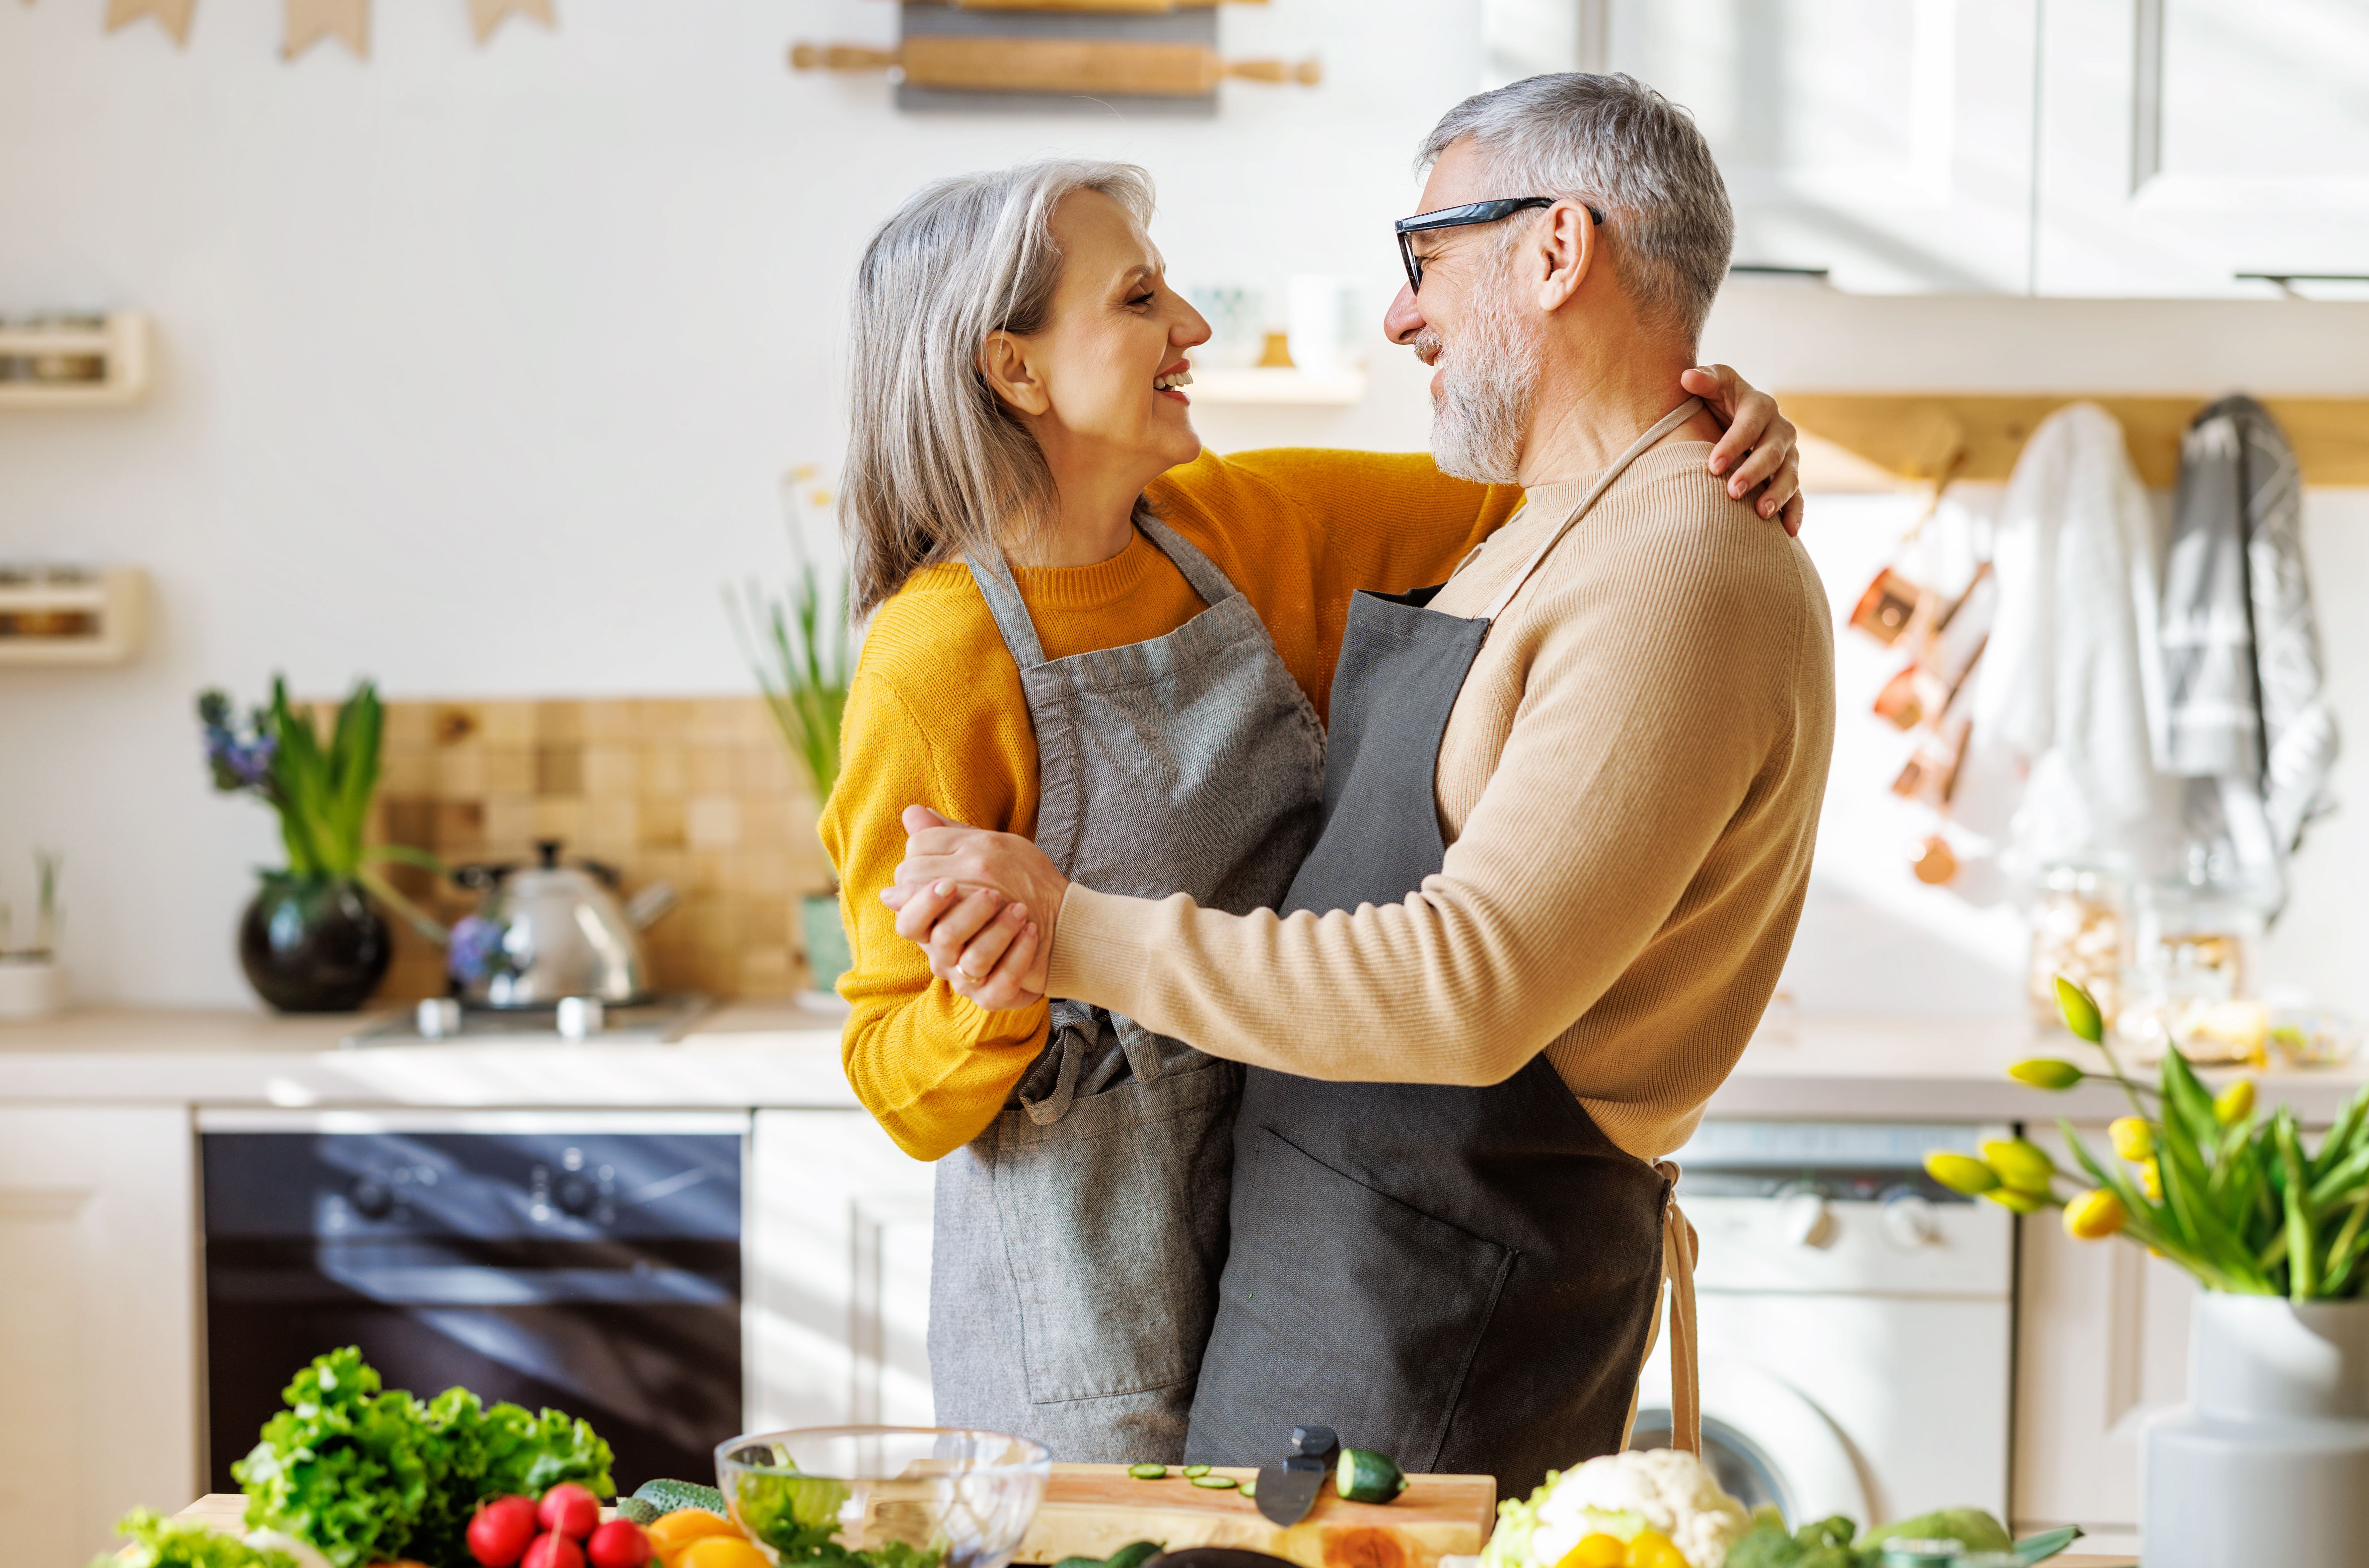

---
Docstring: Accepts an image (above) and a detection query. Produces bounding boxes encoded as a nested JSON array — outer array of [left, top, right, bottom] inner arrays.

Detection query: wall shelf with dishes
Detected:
[[0, 567, 150, 666], [0, 312, 153, 410]]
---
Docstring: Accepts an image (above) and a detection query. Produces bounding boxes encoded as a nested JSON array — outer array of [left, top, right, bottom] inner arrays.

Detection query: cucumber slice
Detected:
[[1188, 1475, 1237, 1491], [1127, 1463, 1169, 1480], [1237, 1480, 1256, 1500], [1182, 1465, 1211, 1479], [1105, 1540, 1165, 1568], [1335, 1449, 1408, 1504]]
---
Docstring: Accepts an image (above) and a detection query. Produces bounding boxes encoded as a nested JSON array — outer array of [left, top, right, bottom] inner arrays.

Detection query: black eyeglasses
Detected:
[[1393, 196, 1603, 294]]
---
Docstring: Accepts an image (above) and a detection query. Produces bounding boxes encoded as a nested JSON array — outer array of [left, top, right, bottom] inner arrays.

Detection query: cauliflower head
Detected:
[[1489, 1450, 1750, 1568]]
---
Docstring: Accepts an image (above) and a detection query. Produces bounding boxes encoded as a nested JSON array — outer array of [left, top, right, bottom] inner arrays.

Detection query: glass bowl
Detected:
[[715, 1426, 1052, 1568]]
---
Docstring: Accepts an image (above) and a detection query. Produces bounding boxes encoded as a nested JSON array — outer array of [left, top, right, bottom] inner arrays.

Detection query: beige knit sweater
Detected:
[[1042, 440, 1836, 1161]]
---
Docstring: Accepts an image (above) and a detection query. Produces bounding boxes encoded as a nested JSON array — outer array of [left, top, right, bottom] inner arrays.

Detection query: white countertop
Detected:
[[2, 1002, 2359, 1123]]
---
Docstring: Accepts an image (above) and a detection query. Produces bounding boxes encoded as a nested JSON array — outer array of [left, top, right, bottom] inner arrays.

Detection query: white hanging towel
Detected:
[[1966, 402, 2177, 879]]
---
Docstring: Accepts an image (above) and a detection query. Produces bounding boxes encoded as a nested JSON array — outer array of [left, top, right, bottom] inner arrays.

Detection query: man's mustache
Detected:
[[1412, 328, 1449, 369]]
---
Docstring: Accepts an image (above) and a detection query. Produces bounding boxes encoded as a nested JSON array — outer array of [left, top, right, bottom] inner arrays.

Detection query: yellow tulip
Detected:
[[2054, 975, 2106, 1042], [1983, 1137, 2057, 1195], [2214, 1079, 2256, 1125], [2064, 1187, 2128, 1240], [2140, 1159, 2162, 1201], [2110, 1117, 2154, 1162], [2009, 1058, 2086, 1090], [1985, 1187, 2048, 1214], [1925, 1151, 2000, 1195]]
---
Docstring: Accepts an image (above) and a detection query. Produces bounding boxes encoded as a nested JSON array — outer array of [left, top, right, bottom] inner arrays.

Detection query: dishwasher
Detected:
[[199, 1110, 746, 1495]]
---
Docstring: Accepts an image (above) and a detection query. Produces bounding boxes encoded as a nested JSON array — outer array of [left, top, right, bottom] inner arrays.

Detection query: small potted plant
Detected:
[[731, 468, 853, 999], [0, 850, 68, 1019], [1927, 977, 2369, 1568], [198, 677, 442, 1012]]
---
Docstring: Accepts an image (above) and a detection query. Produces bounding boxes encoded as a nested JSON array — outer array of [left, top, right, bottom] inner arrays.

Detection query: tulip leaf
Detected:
[[2278, 1115, 2318, 1300]]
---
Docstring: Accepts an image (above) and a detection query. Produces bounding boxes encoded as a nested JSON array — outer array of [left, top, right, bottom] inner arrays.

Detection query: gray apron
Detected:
[[930, 517, 1326, 1463], [1183, 401, 1705, 1498]]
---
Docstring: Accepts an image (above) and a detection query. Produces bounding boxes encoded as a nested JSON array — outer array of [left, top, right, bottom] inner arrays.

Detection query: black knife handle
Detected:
[[1290, 1425, 1339, 1463]]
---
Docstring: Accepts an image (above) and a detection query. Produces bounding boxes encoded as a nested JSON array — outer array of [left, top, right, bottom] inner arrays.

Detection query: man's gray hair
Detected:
[[842, 159, 1157, 618], [1419, 73, 1733, 345]]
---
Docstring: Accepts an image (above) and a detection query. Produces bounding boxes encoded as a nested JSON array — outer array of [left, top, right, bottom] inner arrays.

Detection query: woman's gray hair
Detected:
[[842, 158, 1157, 618], [1419, 73, 1733, 346]]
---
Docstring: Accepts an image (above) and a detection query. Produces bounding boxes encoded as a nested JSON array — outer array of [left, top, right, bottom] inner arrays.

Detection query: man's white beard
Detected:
[[1421, 281, 1542, 485]]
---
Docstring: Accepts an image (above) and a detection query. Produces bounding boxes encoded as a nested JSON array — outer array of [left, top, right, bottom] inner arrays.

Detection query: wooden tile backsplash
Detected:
[[364, 697, 831, 1002]]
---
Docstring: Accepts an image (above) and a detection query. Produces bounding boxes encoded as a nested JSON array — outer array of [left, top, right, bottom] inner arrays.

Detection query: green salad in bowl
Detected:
[[715, 1427, 1051, 1568]]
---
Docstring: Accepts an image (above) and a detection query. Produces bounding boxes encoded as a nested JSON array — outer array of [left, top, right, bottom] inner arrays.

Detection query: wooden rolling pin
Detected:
[[791, 37, 1321, 94]]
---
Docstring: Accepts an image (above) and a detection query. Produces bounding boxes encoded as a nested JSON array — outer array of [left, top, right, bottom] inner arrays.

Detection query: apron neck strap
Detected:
[[963, 548, 1049, 670], [1481, 396, 1705, 624], [964, 512, 1241, 673], [1135, 514, 1241, 609]]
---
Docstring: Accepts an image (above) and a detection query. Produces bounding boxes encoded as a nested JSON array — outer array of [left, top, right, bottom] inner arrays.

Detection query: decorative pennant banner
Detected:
[[467, 0, 553, 44], [284, 0, 368, 58], [105, 0, 196, 45]]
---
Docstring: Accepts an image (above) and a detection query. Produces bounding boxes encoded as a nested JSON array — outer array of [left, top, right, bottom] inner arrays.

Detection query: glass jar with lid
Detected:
[[2027, 864, 2128, 1033]]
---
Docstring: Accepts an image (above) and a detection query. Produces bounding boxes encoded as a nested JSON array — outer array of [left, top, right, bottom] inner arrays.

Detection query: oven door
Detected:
[[200, 1111, 747, 1494]]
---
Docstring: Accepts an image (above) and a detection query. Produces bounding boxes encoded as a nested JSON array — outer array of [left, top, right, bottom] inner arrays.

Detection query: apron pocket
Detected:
[[991, 1055, 1240, 1405], [1187, 1126, 1515, 1472]]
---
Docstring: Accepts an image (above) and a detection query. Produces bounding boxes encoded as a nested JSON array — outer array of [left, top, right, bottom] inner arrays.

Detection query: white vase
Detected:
[[0, 957, 67, 1019], [2145, 1293, 2369, 1567]]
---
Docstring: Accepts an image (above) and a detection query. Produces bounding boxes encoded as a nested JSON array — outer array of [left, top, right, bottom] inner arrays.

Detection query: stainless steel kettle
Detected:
[[452, 840, 678, 1007]]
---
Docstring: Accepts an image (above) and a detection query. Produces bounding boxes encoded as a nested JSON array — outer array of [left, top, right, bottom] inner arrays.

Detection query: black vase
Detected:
[[238, 874, 392, 1013]]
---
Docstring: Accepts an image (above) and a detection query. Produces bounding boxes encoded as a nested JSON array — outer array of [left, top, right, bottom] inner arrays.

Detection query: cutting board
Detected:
[[1012, 1464, 1495, 1568]]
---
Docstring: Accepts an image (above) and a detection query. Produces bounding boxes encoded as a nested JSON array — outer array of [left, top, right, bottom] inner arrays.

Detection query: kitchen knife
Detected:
[[1253, 1424, 1338, 1528]]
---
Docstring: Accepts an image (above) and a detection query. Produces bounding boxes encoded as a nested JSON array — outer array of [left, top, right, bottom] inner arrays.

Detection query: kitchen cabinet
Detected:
[[0, 1107, 198, 1568], [1587, 0, 2042, 293], [1483, 0, 2369, 297], [2035, 0, 2369, 297], [745, 1110, 936, 1432], [2010, 1123, 2195, 1546]]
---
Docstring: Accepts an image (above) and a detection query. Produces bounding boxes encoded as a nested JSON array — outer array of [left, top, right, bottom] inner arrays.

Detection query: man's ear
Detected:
[[980, 331, 1051, 417], [1537, 199, 1598, 312]]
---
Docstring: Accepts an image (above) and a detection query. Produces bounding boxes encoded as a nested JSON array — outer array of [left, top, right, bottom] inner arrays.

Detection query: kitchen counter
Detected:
[[3, 1002, 2359, 1120], [0, 1000, 857, 1108]]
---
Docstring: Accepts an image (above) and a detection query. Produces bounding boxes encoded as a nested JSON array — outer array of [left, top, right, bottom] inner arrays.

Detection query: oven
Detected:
[[198, 1111, 746, 1495]]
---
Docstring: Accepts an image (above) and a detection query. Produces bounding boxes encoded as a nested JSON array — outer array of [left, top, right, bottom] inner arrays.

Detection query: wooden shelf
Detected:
[[0, 568, 149, 665], [1185, 366, 1368, 406], [1782, 392, 2369, 490], [0, 313, 152, 410]]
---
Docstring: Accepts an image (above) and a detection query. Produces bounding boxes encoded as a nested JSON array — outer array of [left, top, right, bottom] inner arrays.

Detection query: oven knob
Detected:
[[555, 1174, 600, 1217], [1881, 1190, 1940, 1249], [1778, 1188, 1836, 1249], [350, 1178, 395, 1221]]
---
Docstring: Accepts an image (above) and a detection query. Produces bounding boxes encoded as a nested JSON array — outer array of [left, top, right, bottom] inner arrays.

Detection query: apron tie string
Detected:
[[1655, 1159, 1702, 1457]]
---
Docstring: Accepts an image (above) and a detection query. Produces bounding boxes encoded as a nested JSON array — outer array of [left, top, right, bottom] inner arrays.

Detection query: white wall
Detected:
[[3, 1, 2365, 1015]]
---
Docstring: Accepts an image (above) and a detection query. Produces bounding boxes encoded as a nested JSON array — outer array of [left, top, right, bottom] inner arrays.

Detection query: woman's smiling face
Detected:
[[988, 188, 1210, 488]]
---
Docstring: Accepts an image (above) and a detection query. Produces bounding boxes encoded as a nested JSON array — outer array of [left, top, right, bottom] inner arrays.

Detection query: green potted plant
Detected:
[[731, 468, 853, 997], [198, 677, 442, 1012], [1927, 977, 2369, 1568]]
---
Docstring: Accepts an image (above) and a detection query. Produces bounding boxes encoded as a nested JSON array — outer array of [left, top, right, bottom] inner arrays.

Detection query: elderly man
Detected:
[[886, 73, 1835, 1493]]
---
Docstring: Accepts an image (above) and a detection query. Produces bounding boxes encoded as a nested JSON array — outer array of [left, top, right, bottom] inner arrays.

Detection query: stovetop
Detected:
[[340, 993, 714, 1048]]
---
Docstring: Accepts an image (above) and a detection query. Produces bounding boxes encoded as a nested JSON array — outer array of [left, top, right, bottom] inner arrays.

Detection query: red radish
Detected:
[[523, 1532, 586, 1568], [586, 1520, 651, 1568], [538, 1485, 602, 1541], [468, 1497, 541, 1568]]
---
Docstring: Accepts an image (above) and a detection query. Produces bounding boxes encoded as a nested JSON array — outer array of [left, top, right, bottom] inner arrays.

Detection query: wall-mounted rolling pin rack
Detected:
[[793, 1, 1316, 116]]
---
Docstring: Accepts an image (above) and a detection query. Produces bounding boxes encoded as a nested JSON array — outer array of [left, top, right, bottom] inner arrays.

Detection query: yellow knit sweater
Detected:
[[819, 449, 1523, 1161]]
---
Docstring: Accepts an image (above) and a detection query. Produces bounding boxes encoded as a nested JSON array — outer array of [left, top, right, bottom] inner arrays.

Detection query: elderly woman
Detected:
[[817, 157, 1801, 1464]]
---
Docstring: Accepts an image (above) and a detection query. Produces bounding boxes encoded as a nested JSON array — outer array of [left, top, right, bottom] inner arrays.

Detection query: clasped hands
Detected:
[[882, 805, 1068, 1011]]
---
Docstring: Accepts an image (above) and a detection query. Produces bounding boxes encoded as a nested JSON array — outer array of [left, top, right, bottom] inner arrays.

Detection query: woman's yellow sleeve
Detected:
[[820, 667, 1050, 1163]]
